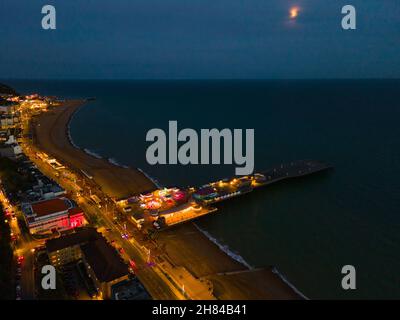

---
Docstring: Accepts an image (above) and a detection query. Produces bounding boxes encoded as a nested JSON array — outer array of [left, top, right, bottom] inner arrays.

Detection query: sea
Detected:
[[5, 79, 400, 299]]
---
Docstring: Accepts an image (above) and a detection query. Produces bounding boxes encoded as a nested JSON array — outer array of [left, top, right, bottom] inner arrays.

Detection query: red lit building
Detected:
[[22, 197, 85, 234]]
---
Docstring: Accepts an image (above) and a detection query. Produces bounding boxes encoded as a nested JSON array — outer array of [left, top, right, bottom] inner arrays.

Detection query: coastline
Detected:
[[33, 99, 303, 300], [193, 223, 253, 270], [66, 103, 256, 271], [34, 100, 156, 199]]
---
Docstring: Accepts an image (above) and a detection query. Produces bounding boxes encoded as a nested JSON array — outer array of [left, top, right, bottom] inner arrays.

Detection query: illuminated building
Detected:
[[192, 186, 218, 201], [0, 143, 23, 159], [46, 227, 130, 299], [46, 227, 101, 267], [0, 97, 18, 113], [22, 197, 85, 234], [81, 237, 130, 299], [138, 187, 188, 211], [131, 212, 145, 229]]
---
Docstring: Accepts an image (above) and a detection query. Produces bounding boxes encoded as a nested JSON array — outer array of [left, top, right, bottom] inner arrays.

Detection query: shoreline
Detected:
[[33, 99, 303, 300], [193, 223, 253, 270], [64, 100, 254, 270], [66, 103, 162, 185], [34, 100, 156, 199]]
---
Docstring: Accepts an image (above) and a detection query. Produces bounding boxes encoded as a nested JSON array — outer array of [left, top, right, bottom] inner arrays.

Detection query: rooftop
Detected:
[[81, 237, 128, 283], [31, 197, 73, 217], [46, 227, 101, 252], [195, 186, 216, 196], [68, 207, 83, 216], [112, 278, 151, 300]]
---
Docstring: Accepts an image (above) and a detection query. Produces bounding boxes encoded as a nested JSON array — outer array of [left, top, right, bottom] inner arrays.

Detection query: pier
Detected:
[[118, 160, 333, 230], [198, 160, 333, 205]]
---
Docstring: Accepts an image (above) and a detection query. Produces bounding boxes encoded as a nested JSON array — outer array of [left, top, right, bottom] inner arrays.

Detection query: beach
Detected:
[[32, 99, 302, 300], [33, 100, 156, 199]]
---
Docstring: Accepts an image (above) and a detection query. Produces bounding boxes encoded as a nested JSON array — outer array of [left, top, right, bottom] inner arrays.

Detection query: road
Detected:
[[80, 199, 183, 300], [0, 190, 42, 300], [20, 142, 184, 300]]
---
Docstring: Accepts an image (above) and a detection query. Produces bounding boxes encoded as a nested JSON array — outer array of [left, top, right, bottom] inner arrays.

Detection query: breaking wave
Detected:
[[272, 267, 308, 300], [194, 224, 252, 269], [137, 168, 163, 189], [83, 148, 103, 159], [108, 157, 129, 169]]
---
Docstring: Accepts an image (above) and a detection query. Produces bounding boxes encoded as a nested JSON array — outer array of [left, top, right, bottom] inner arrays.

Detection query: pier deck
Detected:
[[137, 160, 332, 230], [258, 160, 333, 186]]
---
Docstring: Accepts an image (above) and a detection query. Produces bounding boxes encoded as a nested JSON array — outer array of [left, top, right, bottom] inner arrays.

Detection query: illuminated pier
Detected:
[[119, 160, 333, 230]]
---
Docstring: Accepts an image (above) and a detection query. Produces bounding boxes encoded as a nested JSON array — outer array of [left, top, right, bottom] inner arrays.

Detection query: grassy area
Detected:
[[0, 204, 14, 299], [0, 83, 18, 95]]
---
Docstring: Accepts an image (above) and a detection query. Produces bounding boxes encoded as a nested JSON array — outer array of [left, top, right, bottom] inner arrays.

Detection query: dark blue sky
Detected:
[[1, 0, 399, 79]]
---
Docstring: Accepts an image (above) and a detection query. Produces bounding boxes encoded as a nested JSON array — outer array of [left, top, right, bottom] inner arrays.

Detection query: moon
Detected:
[[289, 6, 300, 19]]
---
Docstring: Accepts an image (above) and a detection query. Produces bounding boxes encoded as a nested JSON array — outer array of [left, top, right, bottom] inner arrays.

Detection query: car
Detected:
[[17, 255, 24, 263], [129, 260, 136, 268], [153, 221, 161, 230], [16, 285, 21, 292], [121, 233, 130, 239]]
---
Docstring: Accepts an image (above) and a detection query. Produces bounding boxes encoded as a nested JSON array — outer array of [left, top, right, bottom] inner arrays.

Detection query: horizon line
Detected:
[[2, 77, 400, 81]]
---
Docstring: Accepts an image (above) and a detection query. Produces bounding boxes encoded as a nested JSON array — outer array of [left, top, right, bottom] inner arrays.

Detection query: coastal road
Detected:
[[0, 190, 40, 300], [20, 145, 182, 300], [12, 218, 46, 300], [78, 199, 183, 300]]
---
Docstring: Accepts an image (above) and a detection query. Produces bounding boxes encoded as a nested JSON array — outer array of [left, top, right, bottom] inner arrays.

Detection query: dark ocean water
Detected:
[[6, 79, 400, 299]]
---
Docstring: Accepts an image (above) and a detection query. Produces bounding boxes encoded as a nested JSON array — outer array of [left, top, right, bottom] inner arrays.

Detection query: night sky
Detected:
[[1, 0, 399, 79]]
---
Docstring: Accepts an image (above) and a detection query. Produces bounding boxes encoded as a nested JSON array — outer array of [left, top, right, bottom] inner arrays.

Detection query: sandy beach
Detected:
[[32, 100, 302, 300], [33, 100, 156, 199]]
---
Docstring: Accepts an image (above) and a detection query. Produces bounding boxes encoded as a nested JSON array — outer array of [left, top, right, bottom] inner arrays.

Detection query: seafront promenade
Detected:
[[21, 99, 306, 300]]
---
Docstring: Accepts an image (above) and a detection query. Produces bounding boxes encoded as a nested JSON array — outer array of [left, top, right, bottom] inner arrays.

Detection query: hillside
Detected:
[[0, 83, 18, 95]]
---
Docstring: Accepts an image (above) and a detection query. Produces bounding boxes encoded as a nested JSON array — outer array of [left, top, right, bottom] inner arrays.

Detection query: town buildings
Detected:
[[46, 227, 135, 299], [22, 197, 85, 234]]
